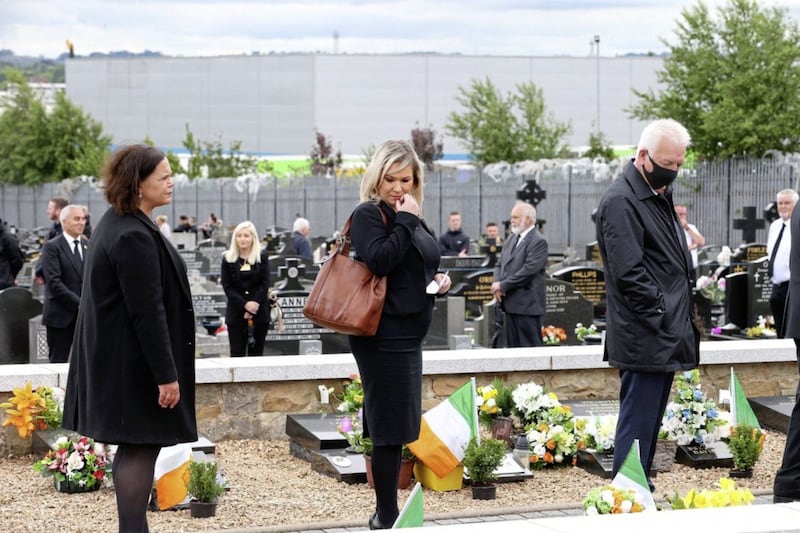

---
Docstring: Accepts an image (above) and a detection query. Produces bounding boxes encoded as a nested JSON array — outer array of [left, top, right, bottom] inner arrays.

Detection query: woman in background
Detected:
[[349, 139, 450, 529], [221, 221, 271, 357], [63, 145, 196, 532]]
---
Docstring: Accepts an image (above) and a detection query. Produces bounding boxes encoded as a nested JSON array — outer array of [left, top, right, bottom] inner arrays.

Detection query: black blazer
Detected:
[[350, 201, 440, 318], [63, 208, 197, 446], [220, 249, 271, 327], [41, 235, 86, 328]]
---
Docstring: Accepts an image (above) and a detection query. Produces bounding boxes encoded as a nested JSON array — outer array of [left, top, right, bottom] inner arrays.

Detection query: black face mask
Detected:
[[643, 152, 678, 189]]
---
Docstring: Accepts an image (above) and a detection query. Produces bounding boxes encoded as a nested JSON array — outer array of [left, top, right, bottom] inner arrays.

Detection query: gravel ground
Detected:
[[0, 430, 786, 532]]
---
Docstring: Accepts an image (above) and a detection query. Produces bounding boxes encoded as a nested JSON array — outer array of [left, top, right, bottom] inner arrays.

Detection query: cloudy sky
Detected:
[[4, 0, 800, 59]]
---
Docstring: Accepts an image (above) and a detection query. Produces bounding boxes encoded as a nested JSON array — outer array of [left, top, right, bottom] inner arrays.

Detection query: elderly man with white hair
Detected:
[[290, 217, 313, 258]]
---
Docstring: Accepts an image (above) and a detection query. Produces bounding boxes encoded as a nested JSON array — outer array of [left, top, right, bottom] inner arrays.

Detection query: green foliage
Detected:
[[0, 60, 64, 83], [180, 124, 259, 179], [727, 425, 764, 471], [411, 124, 443, 170], [308, 131, 342, 176], [461, 437, 507, 485], [144, 135, 185, 175], [445, 77, 571, 164], [186, 460, 226, 503], [0, 68, 110, 184], [583, 131, 615, 160], [628, 0, 800, 158]]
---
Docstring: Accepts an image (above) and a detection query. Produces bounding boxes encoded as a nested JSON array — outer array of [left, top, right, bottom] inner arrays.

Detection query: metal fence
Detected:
[[1, 157, 797, 253]]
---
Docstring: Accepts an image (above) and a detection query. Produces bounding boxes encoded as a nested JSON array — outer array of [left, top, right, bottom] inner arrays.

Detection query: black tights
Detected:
[[371, 444, 401, 525], [113, 444, 161, 533]]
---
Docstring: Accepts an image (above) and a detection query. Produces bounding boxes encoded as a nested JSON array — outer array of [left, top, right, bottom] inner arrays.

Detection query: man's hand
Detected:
[[158, 381, 180, 409]]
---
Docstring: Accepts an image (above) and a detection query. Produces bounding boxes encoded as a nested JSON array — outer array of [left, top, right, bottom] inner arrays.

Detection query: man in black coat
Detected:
[[596, 118, 699, 490], [41, 205, 87, 362], [491, 202, 548, 347], [0, 219, 24, 290], [774, 187, 800, 502], [438, 211, 470, 256]]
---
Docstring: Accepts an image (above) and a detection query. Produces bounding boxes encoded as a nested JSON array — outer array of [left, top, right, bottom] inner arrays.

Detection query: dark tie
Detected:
[[768, 223, 786, 279], [73, 239, 82, 261]]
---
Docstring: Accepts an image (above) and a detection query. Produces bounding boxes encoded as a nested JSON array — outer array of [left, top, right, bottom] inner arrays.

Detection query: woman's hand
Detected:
[[434, 272, 451, 294], [158, 381, 180, 409], [396, 193, 420, 216], [245, 301, 260, 314]]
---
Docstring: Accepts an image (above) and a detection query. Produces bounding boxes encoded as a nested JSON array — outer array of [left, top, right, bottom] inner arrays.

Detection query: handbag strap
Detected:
[[333, 204, 388, 257]]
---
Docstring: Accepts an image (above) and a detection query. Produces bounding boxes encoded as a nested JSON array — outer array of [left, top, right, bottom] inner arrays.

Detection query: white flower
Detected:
[[66, 451, 84, 473], [486, 398, 496, 409], [601, 490, 615, 506], [55, 436, 69, 447], [620, 500, 633, 513], [585, 506, 598, 516]]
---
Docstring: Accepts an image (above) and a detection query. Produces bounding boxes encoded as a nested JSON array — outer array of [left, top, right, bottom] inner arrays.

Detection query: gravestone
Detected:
[[268, 254, 318, 282], [562, 399, 620, 418], [0, 287, 43, 364], [562, 399, 619, 478], [747, 258, 772, 328], [731, 243, 767, 264], [674, 441, 733, 469], [697, 244, 723, 268], [584, 240, 603, 267], [170, 232, 196, 250], [178, 249, 210, 279], [543, 279, 593, 346], [732, 207, 765, 244], [450, 270, 494, 318], [15, 261, 36, 289], [263, 258, 349, 355], [749, 396, 794, 433], [195, 242, 226, 278], [285, 412, 366, 483], [725, 272, 749, 329], [552, 266, 606, 319], [28, 314, 48, 363], [188, 271, 226, 335], [422, 296, 466, 350]]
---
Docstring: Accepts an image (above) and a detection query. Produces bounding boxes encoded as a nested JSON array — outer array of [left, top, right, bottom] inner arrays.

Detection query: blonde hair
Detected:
[[360, 139, 424, 207], [224, 221, 262, 264]]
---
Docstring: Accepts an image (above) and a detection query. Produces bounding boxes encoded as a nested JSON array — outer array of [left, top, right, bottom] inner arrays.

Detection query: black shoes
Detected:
[[773, 494, 800, 503], [369, 512, 391, 530]]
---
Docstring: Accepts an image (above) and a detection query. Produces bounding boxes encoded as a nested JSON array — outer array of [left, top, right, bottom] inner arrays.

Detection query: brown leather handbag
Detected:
[[303, 207, 387, 336]]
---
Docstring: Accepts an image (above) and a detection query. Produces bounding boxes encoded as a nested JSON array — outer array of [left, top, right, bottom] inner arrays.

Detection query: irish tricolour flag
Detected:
[[611, 439, 656, 511], [730, 367, 760, 428], [407, 379, 478, 477]]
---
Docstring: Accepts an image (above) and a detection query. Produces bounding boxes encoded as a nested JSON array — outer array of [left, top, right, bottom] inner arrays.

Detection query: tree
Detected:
[[0, 68, 110, 184], [629, 0, 800, 159], [180, 125, 259, 179], [411, 125, 443, 170], [445, 77, 571, 164], [583, 131, 615, 160], [308, 131, 342, 176]]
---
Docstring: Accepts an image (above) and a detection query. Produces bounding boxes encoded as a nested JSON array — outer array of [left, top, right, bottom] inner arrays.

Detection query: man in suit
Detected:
[[41, 204, 87, 362], [596, 118, 699, 491], [775, 185, 800, 502], [290, 217, 313, 259], [490, 202, 548, 347], [768, 189, 798, 336]]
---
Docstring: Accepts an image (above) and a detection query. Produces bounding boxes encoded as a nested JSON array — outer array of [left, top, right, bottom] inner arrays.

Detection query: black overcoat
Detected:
[[41, 235, 86, 328], [62, 208, 197, 445], [596, 161, 700, 372], [220, 249, 271, 327]]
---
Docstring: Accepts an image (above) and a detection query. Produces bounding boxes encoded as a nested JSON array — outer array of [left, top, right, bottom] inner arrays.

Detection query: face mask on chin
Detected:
[[643, 152, 678, 189]]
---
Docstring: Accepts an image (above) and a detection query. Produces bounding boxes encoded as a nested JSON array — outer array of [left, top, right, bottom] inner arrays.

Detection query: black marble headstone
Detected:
[[725, 271, 748, 328], [178, 249, 210, 278], [674, 441, 733, 469], [747, 258, 772, 328], [731, 242, 767, 264], [285, 413, 366, 483], [562, 399, 620, 418], [749, 396, 794, 433], [584, 241, 603, 267], [0, 287, 43, 364], [194, 242, 226, 277], [544, 279, 594, 346], [577, 449, 615, 479], [552, 266, 606, 318], [450, 269, 494, 318]]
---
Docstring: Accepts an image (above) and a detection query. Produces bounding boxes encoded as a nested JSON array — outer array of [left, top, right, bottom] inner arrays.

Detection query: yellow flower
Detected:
[[1, 383, 47, 438]]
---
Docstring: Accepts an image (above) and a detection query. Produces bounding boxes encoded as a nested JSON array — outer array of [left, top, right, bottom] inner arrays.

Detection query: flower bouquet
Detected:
[[337, 409, 368, 454], [665, 477, 754, 509], [1, 382, 63, 438], [660, 370, 727, 446], [696, 275, 725, 304], [583, 485, 645, 515], [574, 322, 598, 343], [335, 374, 363, 413], [576, 414, 617, 453], [33, 434, 112, 493], [541, 325, 567, 345]]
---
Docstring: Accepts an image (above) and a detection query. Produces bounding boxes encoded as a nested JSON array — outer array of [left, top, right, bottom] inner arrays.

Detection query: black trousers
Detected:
[[613, 369, 675, 491], [770, 281, 789, 337], [46, 320, 76, 363], [505, 313, 543, 348], [774, 340, 800, 498], [228, 322, 268, 357]]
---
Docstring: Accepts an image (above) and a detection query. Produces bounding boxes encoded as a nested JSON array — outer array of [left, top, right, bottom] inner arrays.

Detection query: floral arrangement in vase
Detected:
[[1, 382, 63, 438], [696, 275, 726, 304], [541, 325, 567, 345], [576, 414, 617, 453], [336, 409, 368, 453], [33, 434, 112, 493], [583, 485, 645, 515], [573, 322, 598, 343], [475, 379, 515, 426], [660, 370, 727, 446], [512, 382, 577, 467], [665, 477, 754, 509], [335, 374, 363, 413]]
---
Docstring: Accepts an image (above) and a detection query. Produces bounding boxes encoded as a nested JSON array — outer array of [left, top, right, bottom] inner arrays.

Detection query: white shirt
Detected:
[[683, 224, 700, 268], [62, 233, 83, 260], [767, 217, 791, 284], [159, 222, 172, 239], [514, 225, 534, 248]]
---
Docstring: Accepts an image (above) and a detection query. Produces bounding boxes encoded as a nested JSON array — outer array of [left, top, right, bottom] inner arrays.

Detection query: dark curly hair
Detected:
[[103, 145, 166, 214]]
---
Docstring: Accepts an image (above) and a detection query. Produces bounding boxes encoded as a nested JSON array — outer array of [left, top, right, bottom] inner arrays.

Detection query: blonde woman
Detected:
[[220, 221, 271, 357]]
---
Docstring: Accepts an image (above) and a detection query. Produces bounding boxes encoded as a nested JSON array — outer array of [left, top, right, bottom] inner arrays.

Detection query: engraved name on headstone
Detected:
[[544, 279, 593, 346]]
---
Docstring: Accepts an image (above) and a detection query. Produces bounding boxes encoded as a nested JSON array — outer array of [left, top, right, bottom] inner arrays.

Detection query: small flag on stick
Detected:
[[730, 367, 760, 428], [392, 482, 424, 528], [610, 439, 656, 511]]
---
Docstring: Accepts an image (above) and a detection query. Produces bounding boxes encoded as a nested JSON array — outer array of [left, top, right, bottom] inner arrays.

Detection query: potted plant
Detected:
[[727, 425, 765, 478], [335, 374, 363, 413], [186, 460, 226, 518], [32, 434, 112, 493], [461, 437, 507, 500], [476, 379, 516, 445]]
